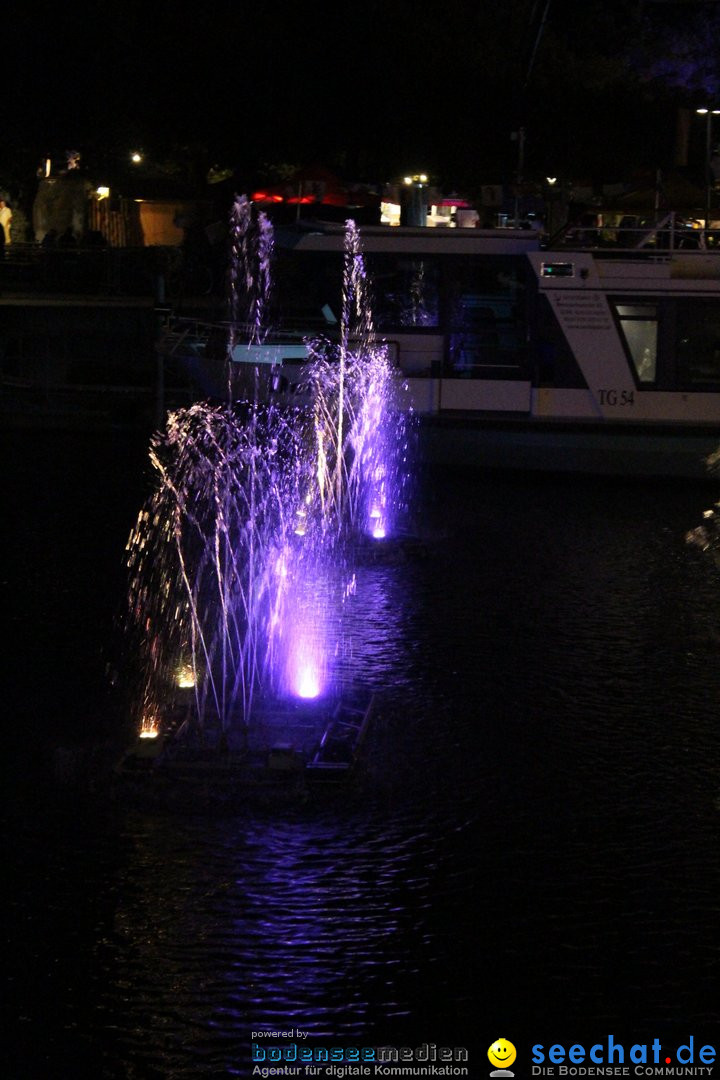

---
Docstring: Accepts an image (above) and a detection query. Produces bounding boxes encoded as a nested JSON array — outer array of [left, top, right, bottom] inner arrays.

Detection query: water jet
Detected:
[[122, 198, 413, 785]]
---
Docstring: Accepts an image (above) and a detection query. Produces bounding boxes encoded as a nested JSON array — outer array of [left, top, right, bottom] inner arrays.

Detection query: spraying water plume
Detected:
[[125, 200, 413, 746]]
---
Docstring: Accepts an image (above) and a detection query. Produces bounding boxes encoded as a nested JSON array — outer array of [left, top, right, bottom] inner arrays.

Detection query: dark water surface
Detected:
[[3, 430, 720, 1078]]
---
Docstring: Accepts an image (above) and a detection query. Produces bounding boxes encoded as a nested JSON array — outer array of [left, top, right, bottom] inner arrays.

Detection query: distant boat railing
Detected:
[[157, 314, 331, 362], [548, 211, 720, 253]]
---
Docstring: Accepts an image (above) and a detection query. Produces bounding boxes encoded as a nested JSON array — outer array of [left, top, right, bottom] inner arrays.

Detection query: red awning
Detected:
[[250, 191, 284, 203], [251, 165, 378, 210], [432, 195, 471, 207]]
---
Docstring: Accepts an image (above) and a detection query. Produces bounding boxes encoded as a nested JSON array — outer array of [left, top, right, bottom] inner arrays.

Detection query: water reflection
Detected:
[[6, 451, 720, 1075], [99, 810, 445, 1075]]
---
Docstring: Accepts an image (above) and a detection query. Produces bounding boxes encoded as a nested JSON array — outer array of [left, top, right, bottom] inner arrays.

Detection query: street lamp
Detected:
[[403, 173, 429, 227], [511, 127, 526, 226], [544, 177, 560, 238], [696, 107, 720, 234]]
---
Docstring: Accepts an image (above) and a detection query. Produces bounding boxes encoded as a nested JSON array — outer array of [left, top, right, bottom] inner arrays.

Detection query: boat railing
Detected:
[[547, 211, 720, 255], [157, 314, 314, 355], [159, 314, 395, 362]]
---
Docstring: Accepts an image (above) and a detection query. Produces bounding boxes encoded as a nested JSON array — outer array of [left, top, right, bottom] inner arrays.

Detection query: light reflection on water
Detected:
[[5, 442, 720, 1075]]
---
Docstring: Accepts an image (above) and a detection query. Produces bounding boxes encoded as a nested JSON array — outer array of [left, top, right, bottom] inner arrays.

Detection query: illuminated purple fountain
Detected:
[[125, 200, 412, 746], [306, 220, 409, 543]]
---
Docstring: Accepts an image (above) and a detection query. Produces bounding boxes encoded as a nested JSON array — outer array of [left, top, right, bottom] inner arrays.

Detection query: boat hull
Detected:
[[417, 413, 720, 478]]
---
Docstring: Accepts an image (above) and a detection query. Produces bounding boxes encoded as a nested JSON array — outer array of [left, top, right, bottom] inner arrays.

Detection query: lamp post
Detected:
[[403, 173, 429, 227], [544, 176, 559, 239], [511, 127, 526, 227], [696, 107, 720, 236]]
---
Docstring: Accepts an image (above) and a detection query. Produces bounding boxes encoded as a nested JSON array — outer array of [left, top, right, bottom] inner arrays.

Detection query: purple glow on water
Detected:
[[280, 606, 329, 701], [296, 665, 321, 700]]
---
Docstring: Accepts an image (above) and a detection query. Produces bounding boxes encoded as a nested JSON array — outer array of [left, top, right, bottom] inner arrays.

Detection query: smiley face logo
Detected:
[[488, 1039, 517, 1072]]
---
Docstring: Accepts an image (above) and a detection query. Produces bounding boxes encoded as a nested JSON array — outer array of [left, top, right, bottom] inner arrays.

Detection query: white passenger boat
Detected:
[[171, 217, 720, 477]]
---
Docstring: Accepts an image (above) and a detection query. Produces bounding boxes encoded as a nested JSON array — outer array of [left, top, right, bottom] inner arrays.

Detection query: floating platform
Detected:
[[117, 688, 375, 803]]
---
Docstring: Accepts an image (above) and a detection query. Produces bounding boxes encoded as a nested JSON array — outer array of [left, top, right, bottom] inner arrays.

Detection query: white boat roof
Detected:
[[275, 222, 541, 255]]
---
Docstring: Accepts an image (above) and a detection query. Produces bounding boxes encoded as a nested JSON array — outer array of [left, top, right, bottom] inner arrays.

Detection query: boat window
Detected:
[[534, 295, 588, 387], [272, 251, 344, 332], [613, 303, 657, 383], [366, 255, 440, 330], [676, 299, 720, 385], [446, 256, 525, 375]]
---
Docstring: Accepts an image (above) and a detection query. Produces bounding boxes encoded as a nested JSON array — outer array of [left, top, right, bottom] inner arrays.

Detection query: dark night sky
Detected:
[[4, 0, 720, 192]]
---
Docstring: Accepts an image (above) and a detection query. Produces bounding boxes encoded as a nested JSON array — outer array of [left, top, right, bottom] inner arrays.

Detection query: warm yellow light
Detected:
[[697, 108, 709, 115], [175, 662, 195, 689], [139, 714, 160, 738], [403, 176, 413, 185], [419, 173, 428, 183], [546, 176, 557, 185], [96, 186, 110, 199], [131, 151, 143, 164]]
